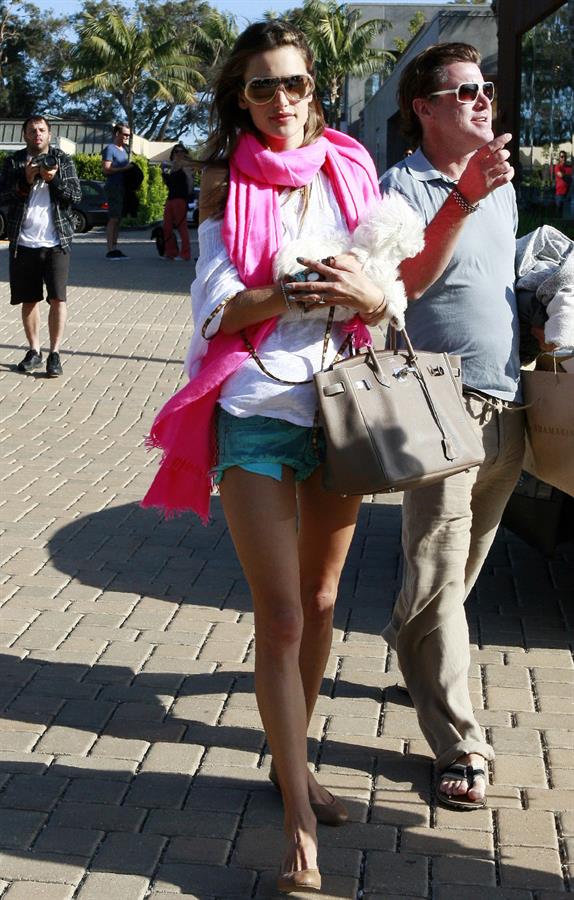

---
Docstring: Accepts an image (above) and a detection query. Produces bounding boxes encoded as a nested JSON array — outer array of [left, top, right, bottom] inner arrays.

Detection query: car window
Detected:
[[81, 183, 98, 199]]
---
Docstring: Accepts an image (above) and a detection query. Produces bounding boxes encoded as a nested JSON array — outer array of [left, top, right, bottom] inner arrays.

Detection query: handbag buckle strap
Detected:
[[392, 364, 417, 381]]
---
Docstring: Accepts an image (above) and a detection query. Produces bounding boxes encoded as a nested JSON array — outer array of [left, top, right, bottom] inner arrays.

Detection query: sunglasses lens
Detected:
[[457, 82, 495, 102], [246, 78, 279, 103], [283, 75, 313, 100], [458, 83, 480, 102]]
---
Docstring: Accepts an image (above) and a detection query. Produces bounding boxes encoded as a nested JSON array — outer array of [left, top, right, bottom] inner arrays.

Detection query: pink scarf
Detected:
[[223, 128, 380, 285], [142, 128, 380, 522]]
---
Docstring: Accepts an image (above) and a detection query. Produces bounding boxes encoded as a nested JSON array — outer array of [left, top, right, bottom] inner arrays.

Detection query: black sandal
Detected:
[[436, 763, 487, 810]]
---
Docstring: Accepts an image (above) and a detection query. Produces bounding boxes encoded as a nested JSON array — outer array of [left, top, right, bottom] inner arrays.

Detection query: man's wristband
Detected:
[[451, 187, 479, 214]]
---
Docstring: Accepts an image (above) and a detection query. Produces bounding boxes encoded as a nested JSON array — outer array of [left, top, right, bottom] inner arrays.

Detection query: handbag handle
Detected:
[[388, 324, 418, 362]]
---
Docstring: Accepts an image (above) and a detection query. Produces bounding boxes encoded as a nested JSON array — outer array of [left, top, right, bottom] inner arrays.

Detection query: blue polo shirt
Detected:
[[381, 149, 521, 401], [102, 143, 129, 188]]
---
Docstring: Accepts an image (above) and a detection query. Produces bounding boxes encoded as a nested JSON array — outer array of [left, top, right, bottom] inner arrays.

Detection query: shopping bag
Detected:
[[522, 352, 574, 497]]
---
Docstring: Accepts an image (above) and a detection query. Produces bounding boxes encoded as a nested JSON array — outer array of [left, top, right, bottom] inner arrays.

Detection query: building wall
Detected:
[[344, 2, 477, 128], [361, 9, 497, 176]]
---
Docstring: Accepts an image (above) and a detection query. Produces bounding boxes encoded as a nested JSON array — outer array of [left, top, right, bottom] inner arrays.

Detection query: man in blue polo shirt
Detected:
[[380, 43, 524, 811], [102, 123, 131, 259]]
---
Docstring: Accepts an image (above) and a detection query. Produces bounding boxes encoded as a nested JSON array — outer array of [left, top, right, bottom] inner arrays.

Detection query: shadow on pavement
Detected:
[[0, 230, 197, 297], [45, 496, 574, 652], [0, 646, 438, 897], [46, 499, 400, 627]]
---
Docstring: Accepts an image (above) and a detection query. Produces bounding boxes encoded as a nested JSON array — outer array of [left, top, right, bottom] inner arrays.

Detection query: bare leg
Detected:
[[106, 218, 120, 252], [47, 300, 67, 353], [297, 467, 362, 804], [219, 467, 317, 875], [21, 302, 41, 352]]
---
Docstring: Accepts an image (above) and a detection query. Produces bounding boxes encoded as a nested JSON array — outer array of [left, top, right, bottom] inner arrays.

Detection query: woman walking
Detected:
[[144, 21, 390, 893]]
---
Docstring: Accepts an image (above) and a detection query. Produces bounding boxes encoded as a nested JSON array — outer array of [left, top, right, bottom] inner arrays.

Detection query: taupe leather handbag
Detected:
[[314, 330, 485, 495]]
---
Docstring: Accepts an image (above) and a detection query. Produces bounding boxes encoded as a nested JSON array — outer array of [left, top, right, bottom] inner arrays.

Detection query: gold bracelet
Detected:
[[201, 294, 237, 340], [452, 187, 479, 213]]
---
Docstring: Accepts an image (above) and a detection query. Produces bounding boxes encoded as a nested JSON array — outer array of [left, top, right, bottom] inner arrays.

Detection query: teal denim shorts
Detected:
[[212, 408, 325, 484]]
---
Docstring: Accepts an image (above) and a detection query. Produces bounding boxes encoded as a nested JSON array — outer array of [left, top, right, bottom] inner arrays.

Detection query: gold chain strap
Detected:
[[241, 307, 353, 386], [201, 294, 237, 340]]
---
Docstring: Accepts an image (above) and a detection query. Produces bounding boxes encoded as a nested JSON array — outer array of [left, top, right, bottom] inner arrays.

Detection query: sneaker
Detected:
[[46, 351, 63, 378], [105, 249, 128, 259], [17, 349, 43, 373]]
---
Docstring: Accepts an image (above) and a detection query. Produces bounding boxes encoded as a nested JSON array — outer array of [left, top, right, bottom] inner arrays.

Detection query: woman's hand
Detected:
[[284, 254, 387, 325]]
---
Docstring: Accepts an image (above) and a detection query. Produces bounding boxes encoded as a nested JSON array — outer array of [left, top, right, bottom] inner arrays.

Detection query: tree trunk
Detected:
[[143, 104, 171, 140], [157, 104, 177, 141]]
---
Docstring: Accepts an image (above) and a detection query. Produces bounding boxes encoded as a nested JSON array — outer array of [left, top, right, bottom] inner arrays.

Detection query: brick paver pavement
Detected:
[[0, 229, 573, 900]]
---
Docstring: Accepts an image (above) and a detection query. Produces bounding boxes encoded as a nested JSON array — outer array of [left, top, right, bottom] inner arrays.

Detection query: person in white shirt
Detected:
[[1, 115, 81, 377]]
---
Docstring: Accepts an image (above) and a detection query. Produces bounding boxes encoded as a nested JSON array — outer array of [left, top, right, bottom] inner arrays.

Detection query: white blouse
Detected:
[[186, 169, 357, 427]]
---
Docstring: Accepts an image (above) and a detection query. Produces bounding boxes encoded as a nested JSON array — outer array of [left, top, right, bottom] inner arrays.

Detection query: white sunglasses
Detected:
[[428, 81, 495, 103]]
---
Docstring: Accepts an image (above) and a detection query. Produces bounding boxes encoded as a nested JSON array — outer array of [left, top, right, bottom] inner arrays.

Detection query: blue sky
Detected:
[[35, 0, 448, 22]]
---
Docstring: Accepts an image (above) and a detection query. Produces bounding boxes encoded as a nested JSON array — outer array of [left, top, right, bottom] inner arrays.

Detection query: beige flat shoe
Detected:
[[269, 762, 349, 826], [277, 867, 321, 894]]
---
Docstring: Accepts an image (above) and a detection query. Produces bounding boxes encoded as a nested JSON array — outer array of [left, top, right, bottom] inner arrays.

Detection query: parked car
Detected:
[[187, 186, 199, 228], [0, 178, 108, 239], [70, 179, 109, 233]]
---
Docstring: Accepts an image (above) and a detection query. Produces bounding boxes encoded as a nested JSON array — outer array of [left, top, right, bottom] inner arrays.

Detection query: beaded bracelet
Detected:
[[452, 187, 479, 214], [279, 280, 293, 311]]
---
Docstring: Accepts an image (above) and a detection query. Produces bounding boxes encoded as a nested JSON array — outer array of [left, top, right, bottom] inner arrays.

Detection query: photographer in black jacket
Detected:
[[0, 115, 81, 377]]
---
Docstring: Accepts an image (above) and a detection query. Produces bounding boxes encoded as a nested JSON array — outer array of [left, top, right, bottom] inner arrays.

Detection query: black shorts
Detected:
[[9, 245, 70, 305]]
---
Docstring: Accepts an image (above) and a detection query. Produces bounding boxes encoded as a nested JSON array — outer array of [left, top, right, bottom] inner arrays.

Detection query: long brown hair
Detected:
[[202, 20, 325, 163]]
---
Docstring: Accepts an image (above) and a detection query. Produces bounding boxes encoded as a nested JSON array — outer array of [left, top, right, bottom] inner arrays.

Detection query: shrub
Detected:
[[122, 152, 149, 226], [147, 163, 168, 223], [73, 153, 103, 180], [71, 152, 167, 226]]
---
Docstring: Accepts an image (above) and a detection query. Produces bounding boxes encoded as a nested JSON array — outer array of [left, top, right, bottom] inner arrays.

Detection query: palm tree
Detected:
[[61, 9, 204, 142], [193, 8, 238, 69], [132, 2, 238, 140], [292, 0, 394, 127]]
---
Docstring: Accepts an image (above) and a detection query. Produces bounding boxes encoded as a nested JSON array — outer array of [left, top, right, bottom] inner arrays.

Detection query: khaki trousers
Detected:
[[383, 393, 525, 771]]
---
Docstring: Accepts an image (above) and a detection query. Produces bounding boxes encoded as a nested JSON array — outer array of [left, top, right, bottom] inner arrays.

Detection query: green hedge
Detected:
[[73, 152, 103, 180]]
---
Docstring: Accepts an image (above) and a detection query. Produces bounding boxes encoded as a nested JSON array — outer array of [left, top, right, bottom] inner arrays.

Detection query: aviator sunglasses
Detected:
[[428, 81, 495, 103], [243, 73, 315, 105]]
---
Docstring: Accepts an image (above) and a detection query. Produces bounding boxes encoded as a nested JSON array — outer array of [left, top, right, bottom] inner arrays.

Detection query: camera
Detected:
[[30, 153, 58, 170]]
